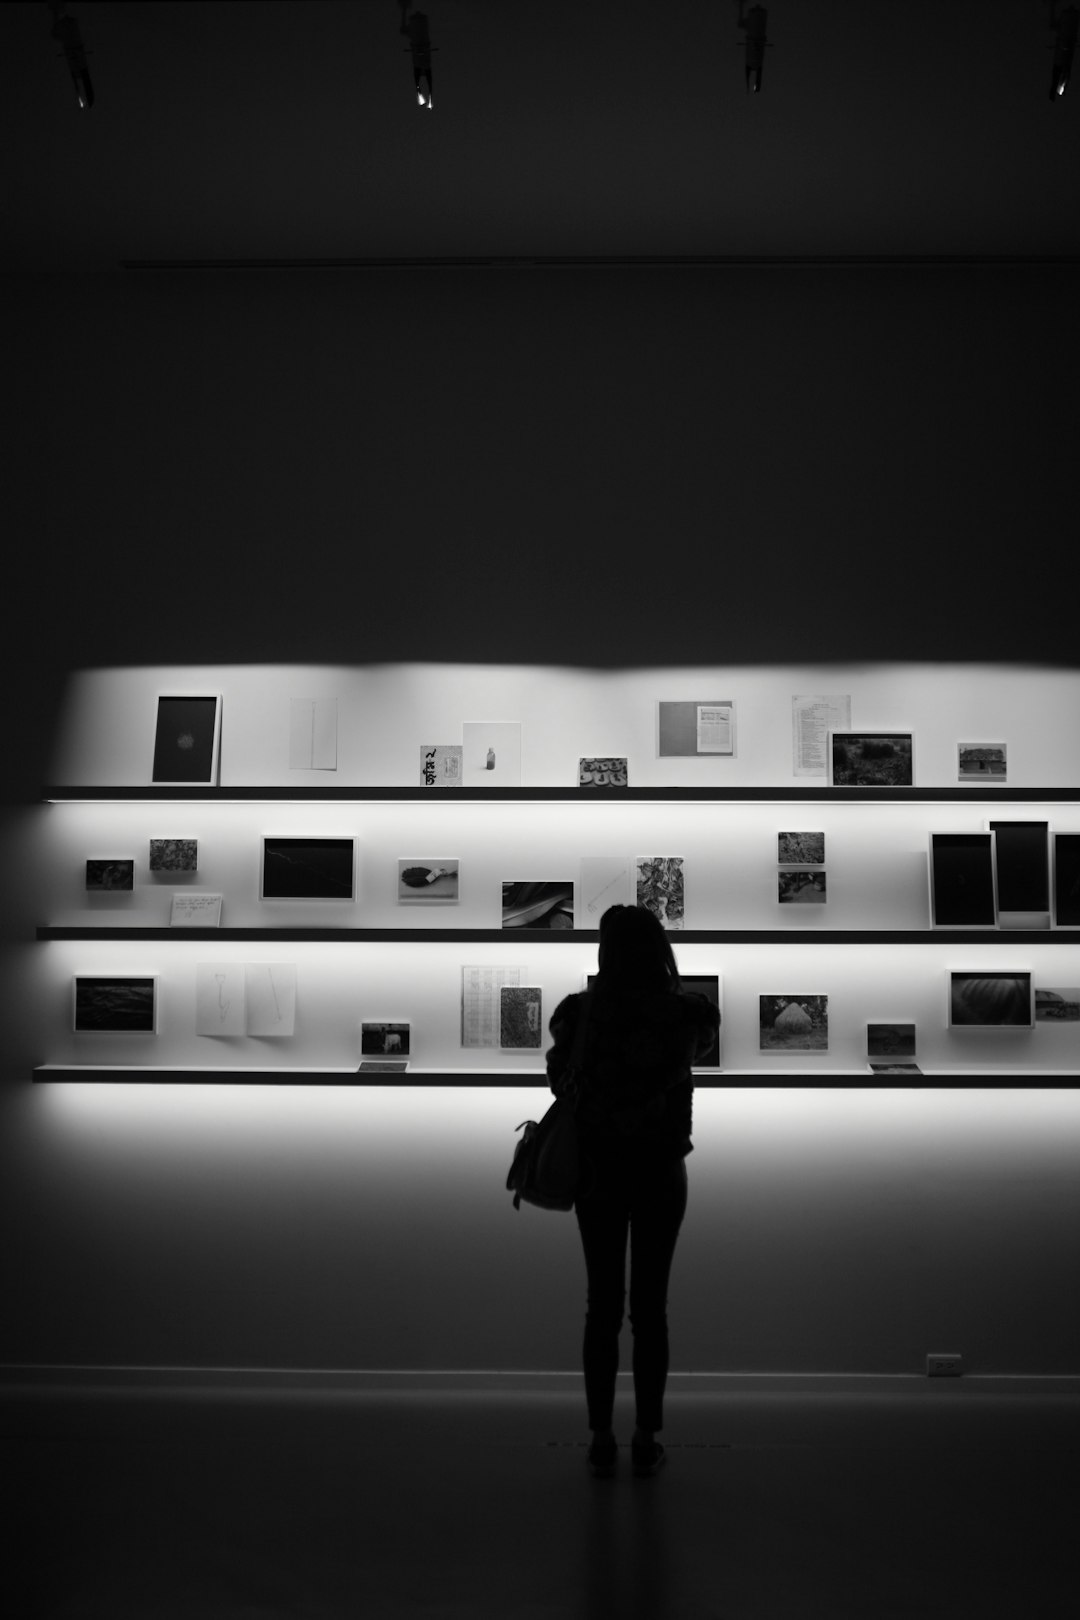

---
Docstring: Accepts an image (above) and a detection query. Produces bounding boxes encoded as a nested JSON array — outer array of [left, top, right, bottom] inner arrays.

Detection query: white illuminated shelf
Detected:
[[43, 786, 1076, 803], [30, 1066, 1080, 1088]]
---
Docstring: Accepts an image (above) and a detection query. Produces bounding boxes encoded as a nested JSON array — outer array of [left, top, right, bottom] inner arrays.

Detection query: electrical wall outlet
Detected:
[[926, 1353, 963, 1377]]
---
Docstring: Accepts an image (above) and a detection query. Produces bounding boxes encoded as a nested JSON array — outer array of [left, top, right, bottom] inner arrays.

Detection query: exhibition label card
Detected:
[[419, 745, 463, 787], [171, 892, 223, 927], [792, 695, 852, 777]]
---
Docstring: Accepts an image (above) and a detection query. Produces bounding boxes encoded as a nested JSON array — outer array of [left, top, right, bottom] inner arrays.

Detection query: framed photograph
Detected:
[[462, 723, 521, 786], [244, 963, 296, 1036], [74, 975, 156, 1033], [398, 860, 459, 903], [152, 694, 221, 786], [986, 821, 1050, 922], [929, 832, 997, 927], [85, 858, 134, 892], [579, 757, 628, 787], [867, 1023, 917, 1060], [586, 972, 722, 1068], [958, 743, 1007, 783], [149, 838, 198, 874], [261, 837, 355, 900], [1054, 834, 1080, 927], [636, 856, 685, 930], [778, 870, 827, 904], [759, 995, 828, 1053], [949, 971, 1033, 1029], [500, 985, 543, 1049], [195, 962, 245, 1036], [658, 701, 735, 757], [829, 731, 913, 788], [501, 880, 574, 930], [419, 745, 463, 788], [1035, 987, 1080, 1023], [362, 1022, 411, 1057], [777, 831, 824, 865]]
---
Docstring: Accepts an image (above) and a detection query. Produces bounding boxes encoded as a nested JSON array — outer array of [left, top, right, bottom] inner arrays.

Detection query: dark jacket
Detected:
[[546, 984, 720, 1163]]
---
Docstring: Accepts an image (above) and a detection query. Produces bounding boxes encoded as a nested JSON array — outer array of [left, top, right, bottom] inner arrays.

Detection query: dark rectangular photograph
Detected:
[[778, 870, 827, 904], [501, 880, 574, 930], [152, 695, 220, 784], [830, 731, 913, 787], [1053, 833, 1080, 926], [929, 832, 997, 927], [361, 1022, 411, 1057], [988, 821, 1050, 914], [949, 971, 1033, 1028], [1035, 987, 1080, 1022], [85, 858, 134, 892], [867, 1023, 917, 1059], [261, 837, 355, 900], [759, 994, 828, 1052], [74, 976, 156, 1032], [777, 831, 825, 865]]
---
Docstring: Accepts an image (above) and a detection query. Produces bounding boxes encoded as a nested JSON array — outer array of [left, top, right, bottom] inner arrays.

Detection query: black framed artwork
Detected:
[[261, 836, 356, 900]]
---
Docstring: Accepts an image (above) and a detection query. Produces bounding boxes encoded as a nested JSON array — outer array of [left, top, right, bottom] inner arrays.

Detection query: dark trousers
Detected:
[[574, 1151, 688, 1434]]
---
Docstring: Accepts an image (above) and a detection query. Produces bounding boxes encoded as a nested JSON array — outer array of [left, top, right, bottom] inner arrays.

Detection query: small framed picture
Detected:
[[579, 757, 628, 787], [1053, 833, 1080, 927], [759, 995, 828, 1052], [958, 743, 1007, 783], [261, 837, 355, 900], [777, 832, 824, 865], [85, 858, 134, 892], [636, 857, 685, 930], [397, 860, 459, 903], [867, 1023, 917, 1060], [778, 870, 826, 904], [74, 975, 157, 1033], [149, 838, 198, 874], [829, 731, 913, 788], [1035, 987, 1080, 1022], [500, 985, 543, 1049], [152, 694, 221, 786], [501, 880, 574, 930], [949, 971, 1033, 1029], [361, 1022, 411, 1057], [929, 833, 997, 927]]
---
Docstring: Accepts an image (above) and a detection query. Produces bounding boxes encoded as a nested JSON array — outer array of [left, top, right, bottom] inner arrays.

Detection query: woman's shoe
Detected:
[[631, 1438, 666, 1477], [586, 1436, 618, 1478]]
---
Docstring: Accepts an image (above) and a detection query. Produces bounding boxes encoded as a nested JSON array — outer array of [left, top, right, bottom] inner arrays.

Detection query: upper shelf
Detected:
[[43, 786, 1079, 803]]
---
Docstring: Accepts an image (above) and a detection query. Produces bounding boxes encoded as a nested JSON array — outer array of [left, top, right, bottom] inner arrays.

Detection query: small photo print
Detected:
[[759, 995, 829, 1052], [777, 832, 825, 865], [949, 971, 1033, 1028], [958, 743, 1007, 782], [362, 1021, 411, 1056], [830, 731, 913, 787], [419, 745, 463, 787], [867, 1023, 917, 1060], [398, 860, 459, 903], [636, 857, 685, 930], [74, 976, 156, 1032], [579, 757, 629, 787], [502, 880, 575, 930], [85, 859, 134, 892], [1035, 987, 1080, 1022], [500, 985, 543, 1049], [149, 838, 198, 873], [778, 870, 827, 904]]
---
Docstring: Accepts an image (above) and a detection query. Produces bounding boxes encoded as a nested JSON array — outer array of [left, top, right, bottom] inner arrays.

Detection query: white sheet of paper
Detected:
[[196, 962, 245, 1036], [461, 964, 523, 1048], [289, 699, 338, 770], [792, 695, 852, 777], [696, 704, 734, 754], [578, 857, 633, 925], [171, 892, 223, 927], [245, 963, 296, 1036]]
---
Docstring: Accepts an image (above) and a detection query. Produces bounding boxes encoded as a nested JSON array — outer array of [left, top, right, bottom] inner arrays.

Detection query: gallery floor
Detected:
[[6, 1372, 1078, 1619]]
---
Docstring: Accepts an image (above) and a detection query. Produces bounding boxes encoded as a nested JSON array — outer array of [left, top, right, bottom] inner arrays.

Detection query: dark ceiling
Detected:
[[3, 0, 1080, 271]]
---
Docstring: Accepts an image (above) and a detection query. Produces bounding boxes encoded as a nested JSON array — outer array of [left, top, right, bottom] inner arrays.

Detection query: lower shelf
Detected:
[[31, 1066, 1080, 1087]]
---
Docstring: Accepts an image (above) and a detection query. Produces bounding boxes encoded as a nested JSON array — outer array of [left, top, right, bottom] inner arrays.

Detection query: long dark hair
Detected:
[[594, 904, 681, 993]]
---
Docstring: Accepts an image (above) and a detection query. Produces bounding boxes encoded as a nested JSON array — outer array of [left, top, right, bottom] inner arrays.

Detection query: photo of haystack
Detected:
[[759, 994, 829, 1052]]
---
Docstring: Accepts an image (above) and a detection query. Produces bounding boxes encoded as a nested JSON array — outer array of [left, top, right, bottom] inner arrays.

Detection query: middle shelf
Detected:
[[36, 927, 1080, 945]]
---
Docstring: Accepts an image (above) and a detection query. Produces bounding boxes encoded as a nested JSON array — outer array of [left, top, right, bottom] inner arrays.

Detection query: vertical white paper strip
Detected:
[[311, 699, 338, 770], [289, 700, 315, 769]]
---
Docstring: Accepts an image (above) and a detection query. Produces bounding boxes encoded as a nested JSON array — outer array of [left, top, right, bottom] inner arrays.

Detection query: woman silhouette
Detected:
[[546, 904, 720, 1478]]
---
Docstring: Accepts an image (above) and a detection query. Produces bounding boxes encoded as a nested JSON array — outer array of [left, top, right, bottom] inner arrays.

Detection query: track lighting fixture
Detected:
[[1048, 1, 1078, 98], [736, 1, 769, 93], [399, 1, 435, 109], [49, 1, 93, 109]]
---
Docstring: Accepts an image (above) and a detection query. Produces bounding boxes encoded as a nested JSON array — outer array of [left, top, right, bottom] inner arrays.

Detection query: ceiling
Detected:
[[3, 0, 1080, 271]]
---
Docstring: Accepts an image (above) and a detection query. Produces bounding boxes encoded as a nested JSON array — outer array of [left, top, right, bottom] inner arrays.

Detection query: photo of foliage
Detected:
[[149, 838, 198, 873], [759, 995, 829, 1051], [761, 991, 829, 1056], [831, 732, 913, 787], [777, 831, 825, 865], [85, 859, 134, 891], [778, 870, 827, 904], [636, 857, 685, 930]]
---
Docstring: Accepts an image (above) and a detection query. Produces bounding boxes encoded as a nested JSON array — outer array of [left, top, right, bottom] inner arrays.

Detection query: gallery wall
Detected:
[[3, 266, 1080, 1377]]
